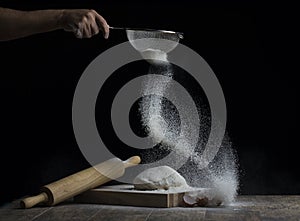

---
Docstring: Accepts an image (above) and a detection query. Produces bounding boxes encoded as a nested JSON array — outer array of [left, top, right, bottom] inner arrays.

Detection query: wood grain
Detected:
[[88, 206, 153, 221], [1, 195, 300, 221], [74, 185, 186, 208], [20, 156, 141, 208], [33, 204, 101, 221]]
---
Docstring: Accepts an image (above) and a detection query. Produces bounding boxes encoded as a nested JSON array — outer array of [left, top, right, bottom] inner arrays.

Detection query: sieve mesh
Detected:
[[126, 30, 182, 54]]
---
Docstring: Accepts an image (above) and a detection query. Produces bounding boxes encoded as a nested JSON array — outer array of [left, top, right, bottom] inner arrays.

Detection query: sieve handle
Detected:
[[109, 26, 126, 30], [109, 26, 184, 39]]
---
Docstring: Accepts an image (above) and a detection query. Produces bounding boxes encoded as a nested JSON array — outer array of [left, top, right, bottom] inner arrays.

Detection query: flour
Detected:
[[141, 49, 168, 64], [133, 165, 226, 207], [136, 36, 239, 206]]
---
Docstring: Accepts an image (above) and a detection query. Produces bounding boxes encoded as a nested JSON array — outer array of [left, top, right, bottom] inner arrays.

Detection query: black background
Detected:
[[0, 0, 298, 205]]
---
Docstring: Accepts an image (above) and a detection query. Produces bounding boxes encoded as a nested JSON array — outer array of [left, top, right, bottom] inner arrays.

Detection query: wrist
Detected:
[[56, 9, 66, 29]]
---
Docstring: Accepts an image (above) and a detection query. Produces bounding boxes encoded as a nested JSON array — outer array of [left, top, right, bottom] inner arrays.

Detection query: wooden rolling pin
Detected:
[[20, 156, 141, 209]]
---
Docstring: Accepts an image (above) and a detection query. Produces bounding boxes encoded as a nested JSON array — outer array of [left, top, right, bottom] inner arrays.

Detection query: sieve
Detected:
[[109, 26, 184, 54]]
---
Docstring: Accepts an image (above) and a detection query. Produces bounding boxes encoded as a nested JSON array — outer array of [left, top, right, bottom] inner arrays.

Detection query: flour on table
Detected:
[[133, 166, 226, 206], [133, 166, 189, 190]]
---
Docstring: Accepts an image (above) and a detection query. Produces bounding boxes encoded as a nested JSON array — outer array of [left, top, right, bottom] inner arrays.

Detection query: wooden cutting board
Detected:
[[74, 184, 188, 208]]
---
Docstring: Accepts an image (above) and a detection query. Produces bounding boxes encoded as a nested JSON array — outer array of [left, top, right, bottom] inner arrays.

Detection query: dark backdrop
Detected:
[[0, 0, 298, 205]]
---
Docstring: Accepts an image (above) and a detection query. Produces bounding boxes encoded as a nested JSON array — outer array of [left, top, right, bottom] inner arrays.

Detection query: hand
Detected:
[[59, 9, 109, 39]]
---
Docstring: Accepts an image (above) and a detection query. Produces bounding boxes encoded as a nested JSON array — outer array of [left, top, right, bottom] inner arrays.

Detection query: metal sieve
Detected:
[[109, 26, 184, 54]]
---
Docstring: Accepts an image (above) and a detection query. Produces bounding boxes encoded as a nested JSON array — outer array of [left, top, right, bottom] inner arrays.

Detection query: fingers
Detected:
[[61, 9, 109, 39], [79, 12, 95, 38], [74, 27, 83, 39], [93, 10, 109, 39], [90, 19, 100, 36]]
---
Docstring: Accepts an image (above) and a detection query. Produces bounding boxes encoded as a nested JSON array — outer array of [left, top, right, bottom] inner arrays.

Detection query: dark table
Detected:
[[1, 195, 299, 221]]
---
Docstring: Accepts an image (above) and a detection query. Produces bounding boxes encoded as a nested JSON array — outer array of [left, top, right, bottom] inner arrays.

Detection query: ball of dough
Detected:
[[133, 166, 188, 190]]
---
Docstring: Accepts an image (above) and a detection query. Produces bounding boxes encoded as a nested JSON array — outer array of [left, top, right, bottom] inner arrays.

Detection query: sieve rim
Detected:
[[109, 26, 184, 39]]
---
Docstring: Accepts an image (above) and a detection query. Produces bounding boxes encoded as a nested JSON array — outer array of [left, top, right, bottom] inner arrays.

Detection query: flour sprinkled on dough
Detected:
[[136, 36, 239, 205]]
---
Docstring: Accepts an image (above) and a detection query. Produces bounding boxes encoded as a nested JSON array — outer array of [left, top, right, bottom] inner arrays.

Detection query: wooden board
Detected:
[[74, 185, 187, 208]]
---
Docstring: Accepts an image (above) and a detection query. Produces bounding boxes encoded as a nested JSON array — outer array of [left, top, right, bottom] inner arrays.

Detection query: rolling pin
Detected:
[[20, 156, 141, 209]]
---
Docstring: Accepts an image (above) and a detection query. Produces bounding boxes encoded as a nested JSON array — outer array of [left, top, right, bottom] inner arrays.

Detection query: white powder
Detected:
[[141, 49, 168, 64], [137, 38, 239, 206]]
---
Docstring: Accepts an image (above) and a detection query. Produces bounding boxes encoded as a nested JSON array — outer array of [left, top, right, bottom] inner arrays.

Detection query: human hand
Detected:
[[59, 9, 109, 39]]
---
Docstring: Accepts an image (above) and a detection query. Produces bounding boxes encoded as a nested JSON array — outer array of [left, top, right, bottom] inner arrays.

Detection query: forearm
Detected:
[[0, 7, 63, 41]]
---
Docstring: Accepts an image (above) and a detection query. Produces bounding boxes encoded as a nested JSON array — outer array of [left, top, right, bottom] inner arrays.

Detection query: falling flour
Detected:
[[137, 40, 239, 206]]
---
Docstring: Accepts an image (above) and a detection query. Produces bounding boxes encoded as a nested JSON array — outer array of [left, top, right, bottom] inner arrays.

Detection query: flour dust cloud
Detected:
[[136, 46, 239, 205]]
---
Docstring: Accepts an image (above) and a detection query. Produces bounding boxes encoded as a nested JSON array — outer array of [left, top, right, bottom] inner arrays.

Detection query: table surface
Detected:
[[0, 195, 299, 221]]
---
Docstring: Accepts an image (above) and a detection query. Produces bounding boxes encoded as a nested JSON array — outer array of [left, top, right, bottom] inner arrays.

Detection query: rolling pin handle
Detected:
[[20, 192, 48, 209], [123, 156, 141, 168]]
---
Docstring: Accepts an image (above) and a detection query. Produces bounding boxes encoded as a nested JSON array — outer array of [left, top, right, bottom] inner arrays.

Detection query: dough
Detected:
[[133, 166, 188, 190]]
